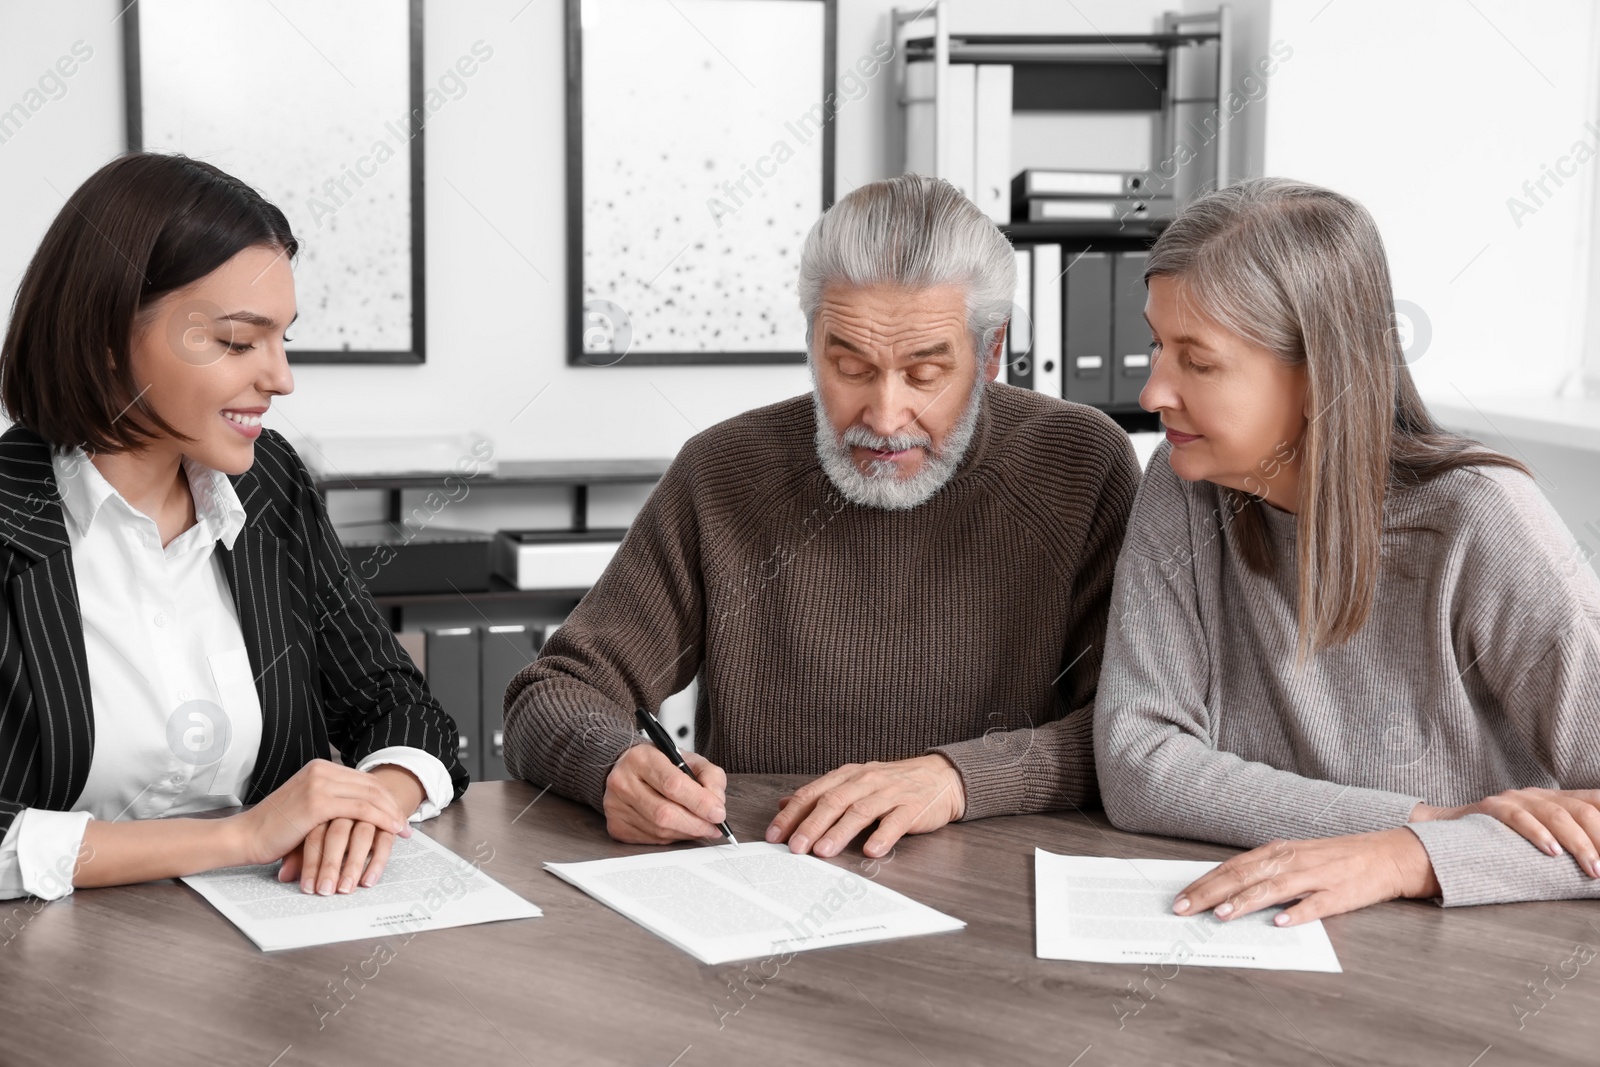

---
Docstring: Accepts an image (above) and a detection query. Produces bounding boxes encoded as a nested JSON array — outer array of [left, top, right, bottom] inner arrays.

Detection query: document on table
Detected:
[[180, 830, 541, 952], [545, 842, 964, 965], [1034, 850, 1342, 973]]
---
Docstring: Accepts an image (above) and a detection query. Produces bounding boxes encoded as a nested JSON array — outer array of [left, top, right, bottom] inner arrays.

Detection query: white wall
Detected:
[[1259, 0, 1600, 570], [0, 0, 1182, 464], [1263, 0, 1599, 404]]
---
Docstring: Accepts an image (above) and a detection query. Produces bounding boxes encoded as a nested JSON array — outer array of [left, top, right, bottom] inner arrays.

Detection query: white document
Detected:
[[1034, 850, 1342, 973], [181, 830, 541, 952], [545, 842, 964, 965]]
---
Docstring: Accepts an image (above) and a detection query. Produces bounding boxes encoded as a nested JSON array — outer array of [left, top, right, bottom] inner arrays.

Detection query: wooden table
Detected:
[[4, 777, 1598, 1067]]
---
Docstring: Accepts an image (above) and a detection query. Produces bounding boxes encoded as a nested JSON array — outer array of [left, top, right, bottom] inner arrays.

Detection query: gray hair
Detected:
[[1145, 176, 1529, 660], [797, 175, 1016, 364]]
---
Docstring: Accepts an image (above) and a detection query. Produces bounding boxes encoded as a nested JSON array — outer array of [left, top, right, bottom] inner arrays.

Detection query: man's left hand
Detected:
[[764, 754, 966, 859]]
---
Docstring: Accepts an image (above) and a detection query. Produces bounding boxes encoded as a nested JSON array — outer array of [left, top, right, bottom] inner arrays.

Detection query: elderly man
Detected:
[[503, 174, 1140, 859]]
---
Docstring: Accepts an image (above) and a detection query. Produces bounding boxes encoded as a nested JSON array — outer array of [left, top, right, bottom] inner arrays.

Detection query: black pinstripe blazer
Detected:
[[0, 425, 469, 840]]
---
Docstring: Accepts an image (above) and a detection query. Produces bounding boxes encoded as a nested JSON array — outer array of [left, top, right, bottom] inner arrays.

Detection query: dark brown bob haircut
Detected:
[[1, 152, 298, 453]]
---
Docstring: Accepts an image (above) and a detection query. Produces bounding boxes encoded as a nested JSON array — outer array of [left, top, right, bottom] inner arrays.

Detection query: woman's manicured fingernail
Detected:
[[1173, 896, 1190, 914], [710, 807, 726, 823], [1587, 858, 1600, 878], [318, 879, 334, 895], [338, 878, 353, 893], [1215, 902, 1234, 919], [1547, 841, 1562, 856], [1274, 913, 1290, 926], [790, 834, 809, 853], [301, 879, 314, 894]]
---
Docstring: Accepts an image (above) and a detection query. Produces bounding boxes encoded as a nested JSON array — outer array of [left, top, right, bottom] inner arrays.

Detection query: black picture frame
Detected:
[[566, 0, 837, 367], [122, 0, 427, 365]]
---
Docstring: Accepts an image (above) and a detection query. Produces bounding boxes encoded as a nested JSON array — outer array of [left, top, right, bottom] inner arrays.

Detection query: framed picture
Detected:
[[568, 0, 837, 366], [123, 0, 426, 364]]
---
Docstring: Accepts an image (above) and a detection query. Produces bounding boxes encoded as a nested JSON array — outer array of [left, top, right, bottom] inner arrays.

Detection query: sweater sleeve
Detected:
[[1406, 470, 1600, 906], [501, 450, 706, 812], [1094, 445, 1424, 847], [932, 424, 1141, 820]]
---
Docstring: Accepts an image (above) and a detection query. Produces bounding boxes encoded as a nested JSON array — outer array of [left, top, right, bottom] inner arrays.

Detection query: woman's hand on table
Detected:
[[1172, 828, 1440, 926], [259, 762, 424, 894]]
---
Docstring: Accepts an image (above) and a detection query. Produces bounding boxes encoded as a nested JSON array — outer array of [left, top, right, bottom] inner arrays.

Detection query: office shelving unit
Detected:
[[314, 457, 670, 626], [891, 3, 1233, 223], [891, 4, 1234, 429]]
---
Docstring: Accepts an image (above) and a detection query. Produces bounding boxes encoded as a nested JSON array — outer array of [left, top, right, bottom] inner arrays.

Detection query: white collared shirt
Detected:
[[0, 447, 452, 900]]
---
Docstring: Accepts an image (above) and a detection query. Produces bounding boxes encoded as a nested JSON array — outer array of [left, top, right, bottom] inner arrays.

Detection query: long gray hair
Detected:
[[1147, 177, 1528, 659], [797, 175, 1015, 368]]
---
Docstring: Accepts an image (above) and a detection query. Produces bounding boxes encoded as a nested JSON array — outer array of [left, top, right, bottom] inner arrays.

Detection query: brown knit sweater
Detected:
[[502, 382, 1141, 820]]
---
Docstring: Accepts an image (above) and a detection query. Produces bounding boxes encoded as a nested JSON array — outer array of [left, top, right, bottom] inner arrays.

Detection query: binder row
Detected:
[[904, 61, 1013, 224], [1007, 245, 1154, 410], [394, 624, 545, 783]]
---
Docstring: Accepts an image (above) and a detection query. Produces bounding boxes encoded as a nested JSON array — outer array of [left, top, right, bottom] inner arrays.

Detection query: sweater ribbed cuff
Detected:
[[933, 724, 1096, 822], [503, 685, 640, 813], [1405, 814, 1600, 907]]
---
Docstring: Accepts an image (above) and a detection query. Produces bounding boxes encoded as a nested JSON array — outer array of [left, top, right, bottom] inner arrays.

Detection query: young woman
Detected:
[[0, 152, 467, 902], [1094, 177, 1600, 923]]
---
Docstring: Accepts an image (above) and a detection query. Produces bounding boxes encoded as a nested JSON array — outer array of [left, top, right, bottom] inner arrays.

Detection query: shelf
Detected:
[[313, 457, 671, 494], [1001, 221, 1168, 243], [903, 32, 1220, 58], [369, 575, 591, 608]]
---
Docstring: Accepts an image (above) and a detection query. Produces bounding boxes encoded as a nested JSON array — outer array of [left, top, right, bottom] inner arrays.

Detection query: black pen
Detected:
[[635, 707, 737, 845]]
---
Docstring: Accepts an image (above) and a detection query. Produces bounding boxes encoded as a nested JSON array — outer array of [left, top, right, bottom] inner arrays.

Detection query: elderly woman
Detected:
[[1095, 177, 1600, 921]]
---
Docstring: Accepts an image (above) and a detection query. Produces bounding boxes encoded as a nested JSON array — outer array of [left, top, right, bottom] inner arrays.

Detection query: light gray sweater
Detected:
[[1095, 440, 1600, 907]]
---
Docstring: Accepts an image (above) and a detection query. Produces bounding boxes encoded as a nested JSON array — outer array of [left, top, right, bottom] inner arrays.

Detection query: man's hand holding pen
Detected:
[[603, 708, 966, 856], [603, 743, 731, 845]]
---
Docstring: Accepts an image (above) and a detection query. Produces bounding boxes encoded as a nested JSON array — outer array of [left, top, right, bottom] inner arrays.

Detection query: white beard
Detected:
[[811, 377, 985, 511]]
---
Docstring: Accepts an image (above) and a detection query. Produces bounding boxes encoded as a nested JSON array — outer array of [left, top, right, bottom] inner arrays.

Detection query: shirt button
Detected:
[[154, 613, 166, 627], [177, 690, 190, 702]]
